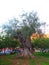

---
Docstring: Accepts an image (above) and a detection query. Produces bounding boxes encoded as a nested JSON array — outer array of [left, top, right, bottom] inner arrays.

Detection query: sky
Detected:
[[0, 0, 49, 33]]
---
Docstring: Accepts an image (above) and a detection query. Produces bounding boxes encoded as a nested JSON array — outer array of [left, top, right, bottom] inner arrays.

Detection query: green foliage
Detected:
[[21, 11, 42, 39], [33, 52, 49, 57], [0, 36, 21, 48], [32, 38, 49, 49], [2, 18, 19, 37], [1, 11, 43, 48], [2, 11, 42, 39]]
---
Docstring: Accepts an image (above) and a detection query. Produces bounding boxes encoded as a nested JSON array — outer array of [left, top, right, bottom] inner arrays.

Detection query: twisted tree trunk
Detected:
[[16, 31, 34, 58]]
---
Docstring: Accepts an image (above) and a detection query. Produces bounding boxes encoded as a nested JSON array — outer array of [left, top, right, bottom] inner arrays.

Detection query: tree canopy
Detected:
[[0, 11, 43, 49], [20, 11, 42, 39], [2, 11, 42, 39]]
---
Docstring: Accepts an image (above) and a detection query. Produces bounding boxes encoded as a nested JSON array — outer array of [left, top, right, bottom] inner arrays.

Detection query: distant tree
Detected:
[[0, 36, 20, 49], [32, 38, 49, 52], [0, 36, 6, 49]]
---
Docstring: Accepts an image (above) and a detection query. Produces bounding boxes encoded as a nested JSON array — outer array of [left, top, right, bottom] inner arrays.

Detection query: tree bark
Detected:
[[17, 48, 34, 58]]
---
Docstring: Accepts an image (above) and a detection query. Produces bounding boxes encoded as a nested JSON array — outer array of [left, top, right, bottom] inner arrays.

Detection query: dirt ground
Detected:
[[13, 57, 30, 65], [0, 55, 49, 65]]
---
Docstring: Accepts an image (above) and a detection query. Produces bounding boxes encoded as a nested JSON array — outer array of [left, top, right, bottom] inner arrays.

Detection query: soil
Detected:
[[0, 55, 49, 65], [13, 57, 30, 65]]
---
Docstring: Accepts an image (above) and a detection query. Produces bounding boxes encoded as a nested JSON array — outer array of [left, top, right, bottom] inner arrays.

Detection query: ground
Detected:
[[0, 52, 49, 65]]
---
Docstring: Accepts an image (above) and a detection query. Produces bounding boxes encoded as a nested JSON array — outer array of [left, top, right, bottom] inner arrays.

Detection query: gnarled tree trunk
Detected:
[[16, 31, 34, 58]]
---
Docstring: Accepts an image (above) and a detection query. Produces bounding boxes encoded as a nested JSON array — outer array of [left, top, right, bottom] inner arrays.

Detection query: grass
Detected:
[[30, 52, 49, 65], [0, 52, 49, 65], [0, 54, 16, 65], [30, 58, 37, 65]]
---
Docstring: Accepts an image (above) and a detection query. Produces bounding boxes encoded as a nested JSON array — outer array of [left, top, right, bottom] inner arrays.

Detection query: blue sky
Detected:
[[0, 0, 49, 33]]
